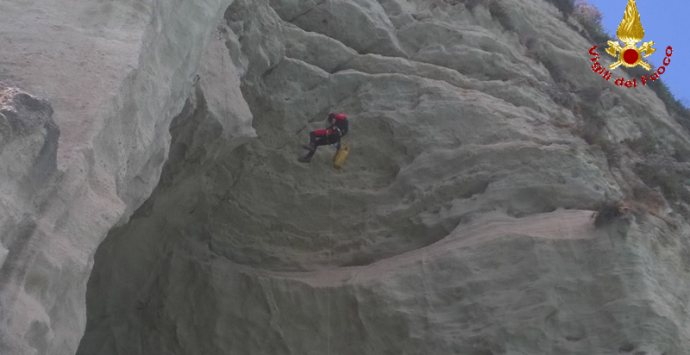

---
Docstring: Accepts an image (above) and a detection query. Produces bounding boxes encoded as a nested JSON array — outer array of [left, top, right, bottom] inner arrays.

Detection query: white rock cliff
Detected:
[[1, 0, 689, 354]]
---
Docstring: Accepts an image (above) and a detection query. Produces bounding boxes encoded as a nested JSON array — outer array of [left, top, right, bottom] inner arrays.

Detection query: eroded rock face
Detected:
[[0, 84, 61, 355], [0, 84, 59, 188], [2, 0, 690, 354], [77, 0, 690, 354], [81, 210, 690, 355], [0, 0, 248, 354], [0, 85, 59, 266]]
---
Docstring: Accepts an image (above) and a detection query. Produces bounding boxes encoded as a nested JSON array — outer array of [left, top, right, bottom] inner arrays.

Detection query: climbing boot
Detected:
[[298, 156, 311, 163]]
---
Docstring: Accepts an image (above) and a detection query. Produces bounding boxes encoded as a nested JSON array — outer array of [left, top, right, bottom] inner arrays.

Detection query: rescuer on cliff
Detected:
[[298, 113, 349, 163]]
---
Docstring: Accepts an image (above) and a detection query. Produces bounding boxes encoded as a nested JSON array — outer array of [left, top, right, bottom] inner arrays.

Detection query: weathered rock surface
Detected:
[[1, 0, 689, 354], [0, 0, 251, 354], [0, 84, 62, 355]]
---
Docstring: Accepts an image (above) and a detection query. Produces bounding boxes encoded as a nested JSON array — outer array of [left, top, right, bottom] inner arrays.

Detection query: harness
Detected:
[[333, 119, 348, 136], [329, 120, 347, 149]]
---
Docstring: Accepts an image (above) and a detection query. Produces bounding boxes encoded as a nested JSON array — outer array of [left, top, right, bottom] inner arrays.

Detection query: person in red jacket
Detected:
[[298, 113, 349, 163]]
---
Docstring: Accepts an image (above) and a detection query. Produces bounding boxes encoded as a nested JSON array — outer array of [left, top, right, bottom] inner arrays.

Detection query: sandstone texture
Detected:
[[1, 0, 689, 354], [0, 0, 250, 354]]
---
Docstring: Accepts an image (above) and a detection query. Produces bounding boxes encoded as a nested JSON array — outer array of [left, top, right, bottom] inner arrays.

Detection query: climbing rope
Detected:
[[327, 1, 334, 354]]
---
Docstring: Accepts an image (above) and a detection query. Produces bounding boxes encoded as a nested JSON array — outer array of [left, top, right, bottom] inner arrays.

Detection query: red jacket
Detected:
[[315, 113, 348, 136]]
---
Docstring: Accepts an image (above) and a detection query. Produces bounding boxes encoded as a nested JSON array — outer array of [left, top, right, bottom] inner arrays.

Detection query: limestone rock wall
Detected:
[[1, 0, 689, 354], [0, 0, 253, 354], [77, 0, 690, 354]]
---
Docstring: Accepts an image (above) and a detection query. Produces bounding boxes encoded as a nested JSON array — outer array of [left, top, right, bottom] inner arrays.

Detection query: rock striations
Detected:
[[0, 0, 689, 354]]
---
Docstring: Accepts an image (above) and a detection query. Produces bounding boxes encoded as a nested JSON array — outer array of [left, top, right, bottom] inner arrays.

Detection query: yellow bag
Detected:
[[333, 144, 350, 169]]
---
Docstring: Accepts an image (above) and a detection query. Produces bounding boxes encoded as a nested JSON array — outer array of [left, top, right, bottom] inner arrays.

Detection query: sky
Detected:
[[585, 0, 689, 105]]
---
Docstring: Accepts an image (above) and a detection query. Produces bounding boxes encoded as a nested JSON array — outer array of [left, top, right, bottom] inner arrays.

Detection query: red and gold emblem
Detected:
[[606, 0, 656, 70]]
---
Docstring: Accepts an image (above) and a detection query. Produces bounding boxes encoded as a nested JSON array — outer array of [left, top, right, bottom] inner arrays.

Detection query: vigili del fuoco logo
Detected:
[[588, 0, 673, 88]]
